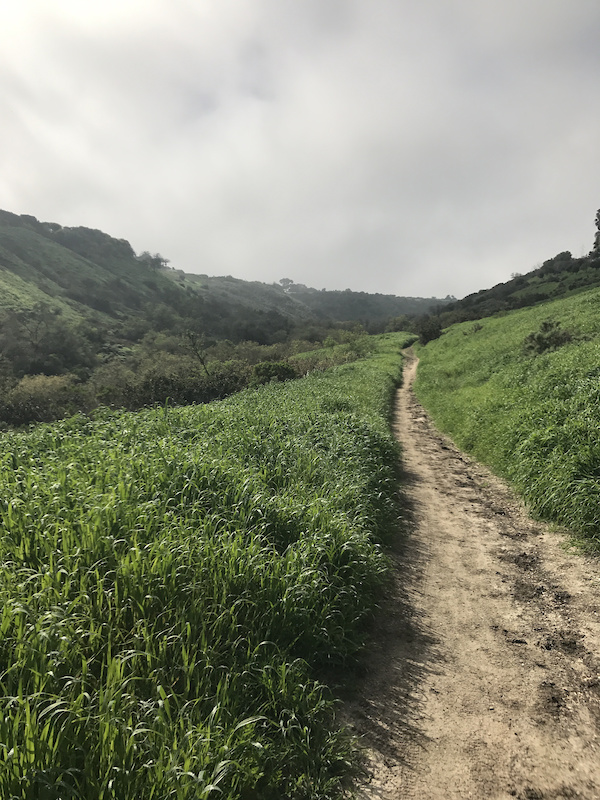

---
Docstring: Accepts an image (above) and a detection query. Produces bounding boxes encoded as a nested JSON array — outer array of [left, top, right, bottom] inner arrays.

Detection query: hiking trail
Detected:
[[346, 351, 600, 799]]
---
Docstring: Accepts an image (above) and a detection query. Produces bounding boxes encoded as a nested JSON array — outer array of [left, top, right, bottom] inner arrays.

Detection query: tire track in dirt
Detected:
[[345, 351, 600, 799]]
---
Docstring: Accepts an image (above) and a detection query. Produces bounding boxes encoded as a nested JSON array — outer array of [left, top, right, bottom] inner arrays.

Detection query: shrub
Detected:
[[523, 319, 572, 354], [0, 374, 94, 426], [92, 356, 252, 410], [414, 315, 443, 345], [250, 360, 300, 387]]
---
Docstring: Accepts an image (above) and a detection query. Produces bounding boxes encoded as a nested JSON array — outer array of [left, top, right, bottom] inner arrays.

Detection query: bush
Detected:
[[414, 315, 443, 345], [124, 359, 251, 409], [250, 361, 300, 387], [91, 356, 252, 410], [0, 374, 94, 426], [523, 319, 572, 354]]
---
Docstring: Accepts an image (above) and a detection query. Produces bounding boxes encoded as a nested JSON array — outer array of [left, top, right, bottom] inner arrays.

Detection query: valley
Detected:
[[2, 205, 600, 798]]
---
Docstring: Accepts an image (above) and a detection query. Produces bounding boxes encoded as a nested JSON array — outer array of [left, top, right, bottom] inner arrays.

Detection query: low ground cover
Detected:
[[0, 333, 405, 799], [414, 289, 600, 548]]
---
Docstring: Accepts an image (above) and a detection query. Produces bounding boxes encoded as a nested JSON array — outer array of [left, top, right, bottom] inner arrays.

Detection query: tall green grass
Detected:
[[414, 288, 600, 547], [0, 333, 404, 799]]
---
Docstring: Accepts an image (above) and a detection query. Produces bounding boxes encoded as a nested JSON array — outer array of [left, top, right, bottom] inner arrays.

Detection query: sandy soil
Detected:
[[346, 351, 600, 800]]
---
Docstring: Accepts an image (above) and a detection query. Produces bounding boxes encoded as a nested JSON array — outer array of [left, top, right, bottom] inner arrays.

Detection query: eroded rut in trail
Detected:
[[346, 352, 600, 799]]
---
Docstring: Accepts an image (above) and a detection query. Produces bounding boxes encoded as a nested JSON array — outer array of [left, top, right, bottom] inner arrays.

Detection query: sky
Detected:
[[1, 1, 600, 300]]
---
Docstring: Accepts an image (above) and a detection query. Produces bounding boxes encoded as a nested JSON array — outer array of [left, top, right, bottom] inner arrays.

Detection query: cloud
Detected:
[[1, 0, 600, 299]]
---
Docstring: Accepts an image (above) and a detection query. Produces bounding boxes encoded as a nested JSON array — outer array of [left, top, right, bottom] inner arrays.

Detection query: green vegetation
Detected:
[[411, 240, 600, 340], [0, 334, 405, 799], [0, 209, 438, 427], [279, 280, 441, 326], [438, 249, 600, 324], [0, 329, 394, 427], [0, 210, 440, 346], [414, 289, 600, 548]]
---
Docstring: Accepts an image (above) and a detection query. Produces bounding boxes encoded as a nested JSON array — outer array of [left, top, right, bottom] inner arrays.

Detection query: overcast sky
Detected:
[[1, 1, 600, 299]]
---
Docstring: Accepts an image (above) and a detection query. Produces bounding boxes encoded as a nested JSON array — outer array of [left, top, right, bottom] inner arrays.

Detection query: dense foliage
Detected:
[[414, 290, 600, 548], [0, 334, 405, 799], [280, 281, 442, 325], [0, 330, 391, 427]]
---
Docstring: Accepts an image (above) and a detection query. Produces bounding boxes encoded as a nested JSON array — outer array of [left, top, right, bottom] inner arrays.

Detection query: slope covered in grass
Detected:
[[0, 333, 404, 800], [415, 289, 600, 548]]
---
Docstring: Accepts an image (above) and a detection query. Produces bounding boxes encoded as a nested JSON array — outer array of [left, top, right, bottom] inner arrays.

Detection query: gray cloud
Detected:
[[1, 0, 600, 299]]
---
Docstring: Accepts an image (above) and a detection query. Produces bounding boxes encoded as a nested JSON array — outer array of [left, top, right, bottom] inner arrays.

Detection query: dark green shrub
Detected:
[[92, 356, 251, 410], [414, 315, 443, 345], [124, 359, 251, 408], [250, 361, 300, 387], [523, 320, 572, 354]]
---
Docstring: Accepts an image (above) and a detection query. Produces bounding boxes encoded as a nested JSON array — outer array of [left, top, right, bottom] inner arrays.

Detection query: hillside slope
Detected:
[[0, 210, 313, 341], [438, 249, 600, 324], [0, 210, 442, 335], [415, 286, 600, 547], [0, 210, 178, 318]]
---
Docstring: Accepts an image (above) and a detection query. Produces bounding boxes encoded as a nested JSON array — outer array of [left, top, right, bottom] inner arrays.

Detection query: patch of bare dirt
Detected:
[[345, 351, 600, 799]]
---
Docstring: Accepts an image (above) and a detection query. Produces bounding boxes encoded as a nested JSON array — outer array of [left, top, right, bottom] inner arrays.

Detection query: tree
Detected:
[[137, 251, 170, 270], [0, 304, 95, 377], [594, 209, 600, 253], [414, 315, 443, 345], [181, 330, 210, 376], [385, 314, 412, 333]]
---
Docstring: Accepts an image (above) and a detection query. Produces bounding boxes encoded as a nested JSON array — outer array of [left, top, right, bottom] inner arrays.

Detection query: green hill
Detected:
[[0, 210, 315, 341], [282, 281, 443, 325], [415, 285, 600, 550], [438, 249, 600, 324], [0, 209, 442, 335], [0, 210, 175, 317]]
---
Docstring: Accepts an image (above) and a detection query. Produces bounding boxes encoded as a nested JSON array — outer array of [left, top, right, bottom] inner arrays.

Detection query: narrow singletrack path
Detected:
[[346, 351, 600, 799]]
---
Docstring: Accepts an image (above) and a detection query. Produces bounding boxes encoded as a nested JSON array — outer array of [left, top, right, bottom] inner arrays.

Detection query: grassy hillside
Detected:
[[0, 210, 311, 324], [414, 289, 600, 548], [0, 333, 405, 799], [0, 210, 179, 318], [0, 211, 310, 353]]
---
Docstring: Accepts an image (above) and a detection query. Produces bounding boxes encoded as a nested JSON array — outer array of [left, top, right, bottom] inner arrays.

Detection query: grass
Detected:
[[0, 333, 405, 799], [414, 288, 600, 549]]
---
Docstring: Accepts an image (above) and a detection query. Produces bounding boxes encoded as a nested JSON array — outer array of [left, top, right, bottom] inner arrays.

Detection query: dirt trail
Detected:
[[346, 351, 600, 799]]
